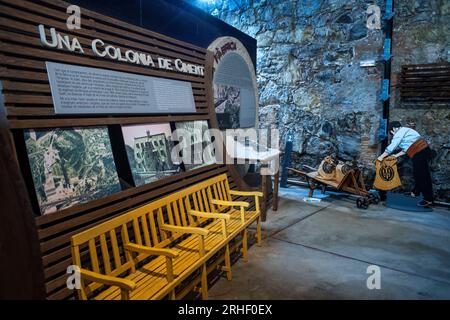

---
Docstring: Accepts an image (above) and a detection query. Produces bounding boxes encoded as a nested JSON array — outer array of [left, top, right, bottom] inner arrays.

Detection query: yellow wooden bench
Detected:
[[71, 174, 263, 300]]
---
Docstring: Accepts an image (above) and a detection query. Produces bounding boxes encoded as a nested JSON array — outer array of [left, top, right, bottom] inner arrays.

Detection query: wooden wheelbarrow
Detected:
[[287, 166, 380, 209]]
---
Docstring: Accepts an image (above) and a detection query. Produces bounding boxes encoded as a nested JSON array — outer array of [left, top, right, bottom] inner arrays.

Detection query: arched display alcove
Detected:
[[208, 37, 259, 130], [208, 37, 259, 179]]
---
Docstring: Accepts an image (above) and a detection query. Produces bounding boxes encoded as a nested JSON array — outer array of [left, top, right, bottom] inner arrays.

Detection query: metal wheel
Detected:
[[357, 197, 369, 209], [372, 194, 380, 205], [356, 198, 363, 209], [362, 197, 369, 209]]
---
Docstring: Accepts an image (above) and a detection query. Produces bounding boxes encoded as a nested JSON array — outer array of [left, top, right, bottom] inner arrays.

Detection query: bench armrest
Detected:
[[124, 243, 179, 258], [189, 210, 231, 221], [160, 224, 209, 237], [79, 268, 136, 292], [229, 190, 264, 197], [211, 199, 249, 208], [189, 210, 230, 239], [161, 224, 209, 257], [124, 243, 178, 283]]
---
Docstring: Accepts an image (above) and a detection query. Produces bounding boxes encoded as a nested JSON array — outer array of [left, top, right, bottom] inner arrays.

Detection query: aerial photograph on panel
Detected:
[[24, 127, 121, 215]]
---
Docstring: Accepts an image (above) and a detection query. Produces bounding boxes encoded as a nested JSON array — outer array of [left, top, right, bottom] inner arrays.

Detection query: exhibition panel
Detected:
[[0, 0, 255, 299]]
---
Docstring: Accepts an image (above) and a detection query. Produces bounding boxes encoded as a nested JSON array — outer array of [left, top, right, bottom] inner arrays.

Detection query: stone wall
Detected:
[[390, 0, 450, 201], [193, 0, 449, 201]]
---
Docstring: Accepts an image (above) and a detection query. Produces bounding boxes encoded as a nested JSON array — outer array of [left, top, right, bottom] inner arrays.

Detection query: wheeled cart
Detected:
[[287, 166, 380, 209]]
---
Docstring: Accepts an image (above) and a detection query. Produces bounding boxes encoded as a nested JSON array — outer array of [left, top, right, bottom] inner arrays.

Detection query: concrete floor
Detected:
[[209, 187, 450, 299]]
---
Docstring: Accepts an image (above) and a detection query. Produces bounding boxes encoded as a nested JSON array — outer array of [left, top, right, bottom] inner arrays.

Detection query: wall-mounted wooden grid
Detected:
[[400, 63, 450, 106], [0, 0, 253, 299]]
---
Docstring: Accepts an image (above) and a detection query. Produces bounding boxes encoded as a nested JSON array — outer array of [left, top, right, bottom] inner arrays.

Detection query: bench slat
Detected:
[[133, 218, 143, 245], [172, 201, 182, 226], [141, 214, 151, 247], [99, 234, 112, 274], [109, 230, 121, 270], [149, 211, 159, 246], [89, 239, 100, 274], [157, 208, 167, 241], [70, 173, 261, 300], [178, 197, 187, 227]]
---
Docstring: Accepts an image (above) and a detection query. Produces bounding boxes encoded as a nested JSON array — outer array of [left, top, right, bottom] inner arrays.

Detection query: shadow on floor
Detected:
[[209, 187, 450, 300]]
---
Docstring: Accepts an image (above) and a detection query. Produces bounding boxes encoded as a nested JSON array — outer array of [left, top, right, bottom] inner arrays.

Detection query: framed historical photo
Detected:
[[24, 126, 121, 215], [174, 120, 216, 171], [122, 123, 181, 186]]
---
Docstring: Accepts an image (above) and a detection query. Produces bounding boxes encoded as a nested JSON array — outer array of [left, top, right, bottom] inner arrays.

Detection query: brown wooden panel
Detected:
[[400, 63, 450, 105], [0, 0, 206, 59], [0, 42, 204, 84], [8, 115, 210, 129], [1, 79, 207, 96], [0, 14, 206, 66], [37, 0, 206, 53], [0, 0, 254, 300]]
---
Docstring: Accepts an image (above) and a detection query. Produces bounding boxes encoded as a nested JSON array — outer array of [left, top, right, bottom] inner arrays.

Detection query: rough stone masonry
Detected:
[[195, 0, 449, 202]]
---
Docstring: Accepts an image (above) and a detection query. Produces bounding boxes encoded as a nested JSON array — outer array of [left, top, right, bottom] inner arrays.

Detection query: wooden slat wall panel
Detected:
[[400, 63, 450, 105], [0, 0, 251, 299]]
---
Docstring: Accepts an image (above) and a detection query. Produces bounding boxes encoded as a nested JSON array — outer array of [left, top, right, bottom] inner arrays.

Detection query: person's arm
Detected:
[[378, 129, 404, 161], [377, 151, 389, 162], [393, 150, 406, 158]]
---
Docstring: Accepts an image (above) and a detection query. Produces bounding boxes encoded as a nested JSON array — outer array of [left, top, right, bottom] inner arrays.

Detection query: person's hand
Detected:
[[377, 156, 384, 162]]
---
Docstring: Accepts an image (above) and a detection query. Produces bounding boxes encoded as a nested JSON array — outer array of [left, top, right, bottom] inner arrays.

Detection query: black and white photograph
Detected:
[[122, 123, 181, 186], [214, 84, 241, 130]]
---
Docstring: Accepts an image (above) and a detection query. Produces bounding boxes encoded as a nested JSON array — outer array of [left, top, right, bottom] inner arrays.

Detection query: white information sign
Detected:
[[46, 62, 197, 114]]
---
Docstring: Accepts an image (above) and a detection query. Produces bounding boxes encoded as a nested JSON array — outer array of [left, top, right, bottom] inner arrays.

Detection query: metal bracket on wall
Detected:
[[280, 132, 293, 188], [380, 0, 394, 150], [383, 38, 392, 61], [384, 0, 395, 20], [380, 79, 390, 102]]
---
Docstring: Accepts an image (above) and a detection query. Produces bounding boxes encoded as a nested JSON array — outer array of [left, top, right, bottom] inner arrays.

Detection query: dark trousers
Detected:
[[412, 147, 433, 202]]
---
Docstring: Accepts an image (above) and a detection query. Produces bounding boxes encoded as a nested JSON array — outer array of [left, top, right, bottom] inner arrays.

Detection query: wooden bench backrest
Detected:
[[148, 173, 231, 241], [70, 174, 231, 295]]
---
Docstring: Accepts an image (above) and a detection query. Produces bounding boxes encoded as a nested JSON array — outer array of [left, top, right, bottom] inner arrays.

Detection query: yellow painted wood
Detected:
[[211, 199, 250, 208], [201, 188, 210, 213], [220, 180, 229, 201], [172, 201, 181, 226], [109, 230, 121, 269], [148, 211, 159, 245], [242, 229, 248, 263], [224, 244, 232, 281], [166, 203, 175, 226], [99, 234, 111, 274], [121, 224, 135, 273], [188, 210, 230, 221], [70, 173, 262, 300], [89, 239, 100, 273], [141, 215, 151, 247], [197, 191, 205, 212], [184, 197, 195, 225], [70, 242, 88, 300], [157, 207, 167, 241], [133, 218, 142, 245], [80, 268, 136, 291], [124, 243, 179, 258], [229, 190, 264, 197], [201, 263, 208, 300], [257, 216, 262, 247], [161, 224, 209, 237], [178, 197, 187, 227]]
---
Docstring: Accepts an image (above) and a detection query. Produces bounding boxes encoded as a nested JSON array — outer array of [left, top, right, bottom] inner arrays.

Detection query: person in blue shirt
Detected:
[[377, 121, 433, 207]]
